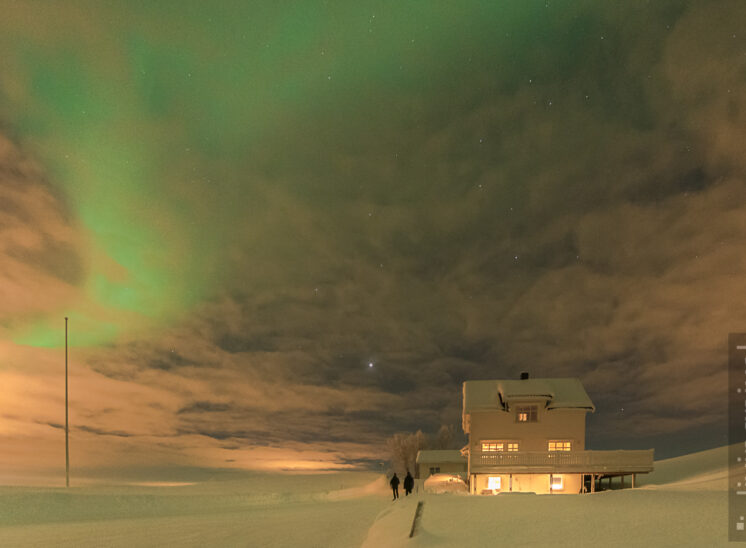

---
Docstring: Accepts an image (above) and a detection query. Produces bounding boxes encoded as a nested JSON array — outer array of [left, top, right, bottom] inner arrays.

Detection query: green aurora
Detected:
[[0, 1, 597, 346]]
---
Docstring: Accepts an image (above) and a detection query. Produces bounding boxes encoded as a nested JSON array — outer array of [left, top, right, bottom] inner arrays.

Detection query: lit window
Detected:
[[550, 475, 563, 490], [482, 442, 504, 452], [507, 442, 519, 452], [515, 405, 538, 422], [487, 476, 501, 490], [548, 441, 572, 451]]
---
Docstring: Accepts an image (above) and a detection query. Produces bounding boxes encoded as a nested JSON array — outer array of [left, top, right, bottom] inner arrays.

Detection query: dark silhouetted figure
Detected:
[[390, 473, 400, 500], [404, 471, 414, 496]]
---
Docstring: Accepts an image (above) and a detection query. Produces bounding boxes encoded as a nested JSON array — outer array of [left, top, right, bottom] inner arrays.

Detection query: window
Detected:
[[487, 476, 501, 490], [481, 441, 518, 452], [550, 474, 564, 490], [515, 405, 538, 422], [429, 466, 440, 475], [548, 441, 572, 451]]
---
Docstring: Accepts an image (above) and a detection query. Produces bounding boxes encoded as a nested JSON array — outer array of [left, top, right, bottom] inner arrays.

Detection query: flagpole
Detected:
[[65, 316, 69, 488]]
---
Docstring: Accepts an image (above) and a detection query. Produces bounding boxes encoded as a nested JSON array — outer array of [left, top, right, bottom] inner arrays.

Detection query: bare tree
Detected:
[[385, 424, 464, 474], [386, 430, 428, 474], [433, 424, 456, 450]]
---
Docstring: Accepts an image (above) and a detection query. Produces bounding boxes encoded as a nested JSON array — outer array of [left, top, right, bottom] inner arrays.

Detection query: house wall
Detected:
[[417, 462, 467, 479], [472, 473, 583, 495], [468, 405, 588, 454]]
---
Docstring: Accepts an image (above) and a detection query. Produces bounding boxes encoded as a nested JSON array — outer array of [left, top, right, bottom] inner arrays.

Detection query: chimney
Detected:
[[520, 371, 529, 380]]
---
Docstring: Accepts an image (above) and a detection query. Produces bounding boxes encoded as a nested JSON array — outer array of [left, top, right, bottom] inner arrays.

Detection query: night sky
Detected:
[[1, 1, 744, 480]]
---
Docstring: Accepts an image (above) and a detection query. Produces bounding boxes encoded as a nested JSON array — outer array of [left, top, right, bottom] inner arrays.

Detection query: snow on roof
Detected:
[[462, 378, 595, 413], [416, 450, 467, 464]]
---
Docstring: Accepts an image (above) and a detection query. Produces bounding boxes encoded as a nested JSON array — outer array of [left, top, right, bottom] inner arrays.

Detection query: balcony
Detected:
[[470, 449, 654, 475]]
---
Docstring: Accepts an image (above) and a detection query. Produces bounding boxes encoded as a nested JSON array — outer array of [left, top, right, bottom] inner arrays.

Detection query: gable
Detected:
[[463, 377, 595, 413]]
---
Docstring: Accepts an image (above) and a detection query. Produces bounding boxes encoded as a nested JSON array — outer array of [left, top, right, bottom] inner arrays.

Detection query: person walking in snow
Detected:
[[403, 470, 414, 496], [390, 473, 400, 500]]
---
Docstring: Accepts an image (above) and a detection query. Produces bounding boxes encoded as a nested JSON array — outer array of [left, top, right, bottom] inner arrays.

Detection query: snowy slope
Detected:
[[638, 444, 728, 491]]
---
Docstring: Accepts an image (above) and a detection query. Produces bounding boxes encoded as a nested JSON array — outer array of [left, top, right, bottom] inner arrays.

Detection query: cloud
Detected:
[[0, 134, 84, 327], [77, 425, 133, 438], [0, 1, 744, 479], [176, 401, 233, 415]]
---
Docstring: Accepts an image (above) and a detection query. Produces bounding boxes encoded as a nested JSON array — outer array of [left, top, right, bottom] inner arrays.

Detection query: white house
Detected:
[[462, 373, 654, 494], [415, 449, 467, 479]]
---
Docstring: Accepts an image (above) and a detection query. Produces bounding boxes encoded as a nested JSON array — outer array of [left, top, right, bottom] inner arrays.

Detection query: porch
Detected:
[[468, 449, 653, 494], [470, 449, 654, 476]]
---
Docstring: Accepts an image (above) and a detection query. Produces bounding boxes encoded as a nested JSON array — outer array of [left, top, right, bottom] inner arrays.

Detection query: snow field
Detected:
[[0, 445, 732, 547]]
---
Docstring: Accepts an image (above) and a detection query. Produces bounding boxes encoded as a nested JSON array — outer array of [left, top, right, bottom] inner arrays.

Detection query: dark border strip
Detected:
[[409, 501, 424, 538], [729, 334, 746, 542]]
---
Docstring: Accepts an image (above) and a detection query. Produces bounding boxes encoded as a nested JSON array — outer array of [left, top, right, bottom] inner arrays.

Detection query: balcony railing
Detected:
[[470, 449, 654, 474]]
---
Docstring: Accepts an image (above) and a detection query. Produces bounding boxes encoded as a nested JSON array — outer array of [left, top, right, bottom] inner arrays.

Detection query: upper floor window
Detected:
[[515, 405, 538, 422], [548, 441, 572, 451], [481, 441, 518, 452]]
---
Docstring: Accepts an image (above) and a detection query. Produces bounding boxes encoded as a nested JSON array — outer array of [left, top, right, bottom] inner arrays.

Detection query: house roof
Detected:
[[416, 449, 467, 464], [462, 377, 595, 413]]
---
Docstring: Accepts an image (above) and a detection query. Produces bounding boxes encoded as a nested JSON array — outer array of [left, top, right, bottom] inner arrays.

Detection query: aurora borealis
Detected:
[[1, 1, 745, 480]]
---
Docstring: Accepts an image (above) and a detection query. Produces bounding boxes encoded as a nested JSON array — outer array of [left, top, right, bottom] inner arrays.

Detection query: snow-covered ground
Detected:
[[363, 445, 730, 548], [0, 446, 730, 547], [0, 471, 389, 547]]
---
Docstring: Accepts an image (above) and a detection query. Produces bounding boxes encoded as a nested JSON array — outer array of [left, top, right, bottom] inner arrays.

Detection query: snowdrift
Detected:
[[423, 474, 467, 494]]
